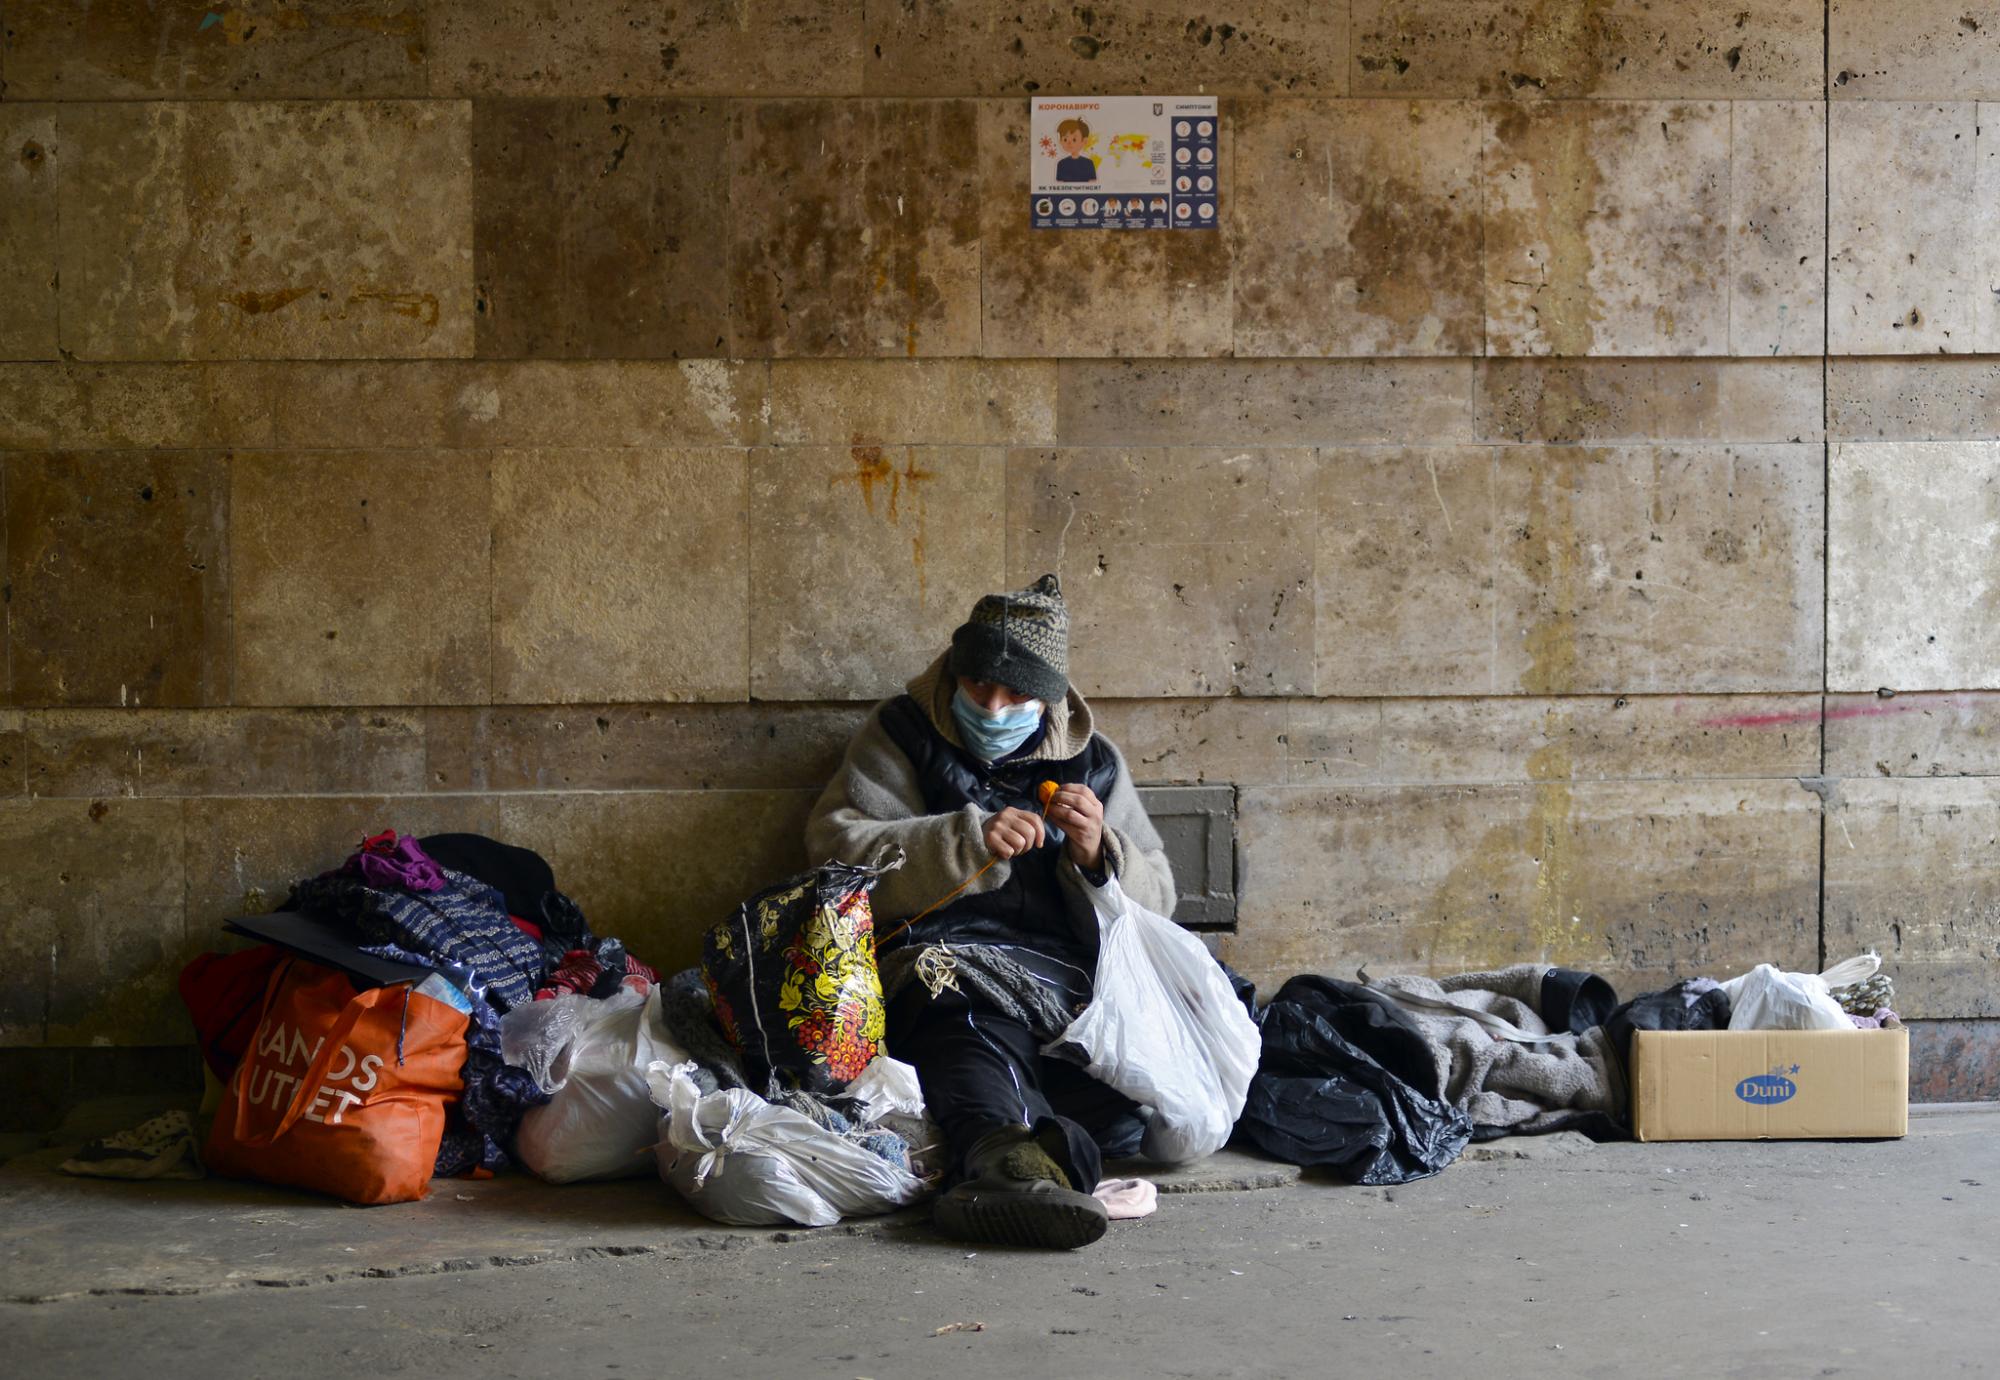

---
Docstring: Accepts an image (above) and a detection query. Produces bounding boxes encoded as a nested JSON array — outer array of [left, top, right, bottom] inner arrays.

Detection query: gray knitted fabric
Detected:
[[659, 967, 746, 1093], [878, 942, 1077, 1046], [949, 573, 1070, 704]]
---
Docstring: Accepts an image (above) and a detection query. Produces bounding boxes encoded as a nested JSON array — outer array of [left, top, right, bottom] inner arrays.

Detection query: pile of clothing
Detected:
[[162, 830, 941, 1223], [174, 831, 661, 1178], [1227, 953, 1899, 1186]]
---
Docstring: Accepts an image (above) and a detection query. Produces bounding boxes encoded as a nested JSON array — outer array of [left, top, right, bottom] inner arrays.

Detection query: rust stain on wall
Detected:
[[349, 288, 440, 327], [213, 5, 426, 64], [831, 439, 936, 603], [837, 440, 895, 516], [223, 285, 314, 315]]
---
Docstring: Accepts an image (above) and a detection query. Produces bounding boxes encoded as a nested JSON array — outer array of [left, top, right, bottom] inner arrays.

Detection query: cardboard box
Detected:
[[1633, 1027, 1908, 1141]]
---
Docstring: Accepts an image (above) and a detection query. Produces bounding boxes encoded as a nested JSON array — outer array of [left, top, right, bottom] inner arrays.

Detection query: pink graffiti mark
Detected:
[[1699, 694, 1998, 731]]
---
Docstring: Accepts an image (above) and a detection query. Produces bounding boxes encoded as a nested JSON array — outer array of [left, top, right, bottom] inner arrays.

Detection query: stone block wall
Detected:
[[2, 2, 1996, 1105]]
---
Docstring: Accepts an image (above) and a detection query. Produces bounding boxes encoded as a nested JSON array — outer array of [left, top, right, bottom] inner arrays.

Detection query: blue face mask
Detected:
[[951, 686, 1044, 762]]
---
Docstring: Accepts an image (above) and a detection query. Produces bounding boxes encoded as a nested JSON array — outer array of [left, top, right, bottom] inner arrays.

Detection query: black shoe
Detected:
[[932, 1127, 1109, 1250]]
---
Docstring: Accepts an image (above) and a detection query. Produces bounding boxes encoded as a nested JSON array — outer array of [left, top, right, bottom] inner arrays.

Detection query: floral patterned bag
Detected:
[[702, 855, 899, 1096]]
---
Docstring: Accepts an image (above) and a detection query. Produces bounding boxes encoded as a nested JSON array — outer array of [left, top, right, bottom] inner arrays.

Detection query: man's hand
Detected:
[[1046, 784, 1106, 873], [982, 806, 1047, 860]]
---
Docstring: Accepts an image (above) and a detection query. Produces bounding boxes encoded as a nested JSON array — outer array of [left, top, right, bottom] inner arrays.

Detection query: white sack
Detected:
[[1044, 876, 1261, 1164], [646, 1059, 930, 1227], [1722, 952, 1881, 1032], [510, 988, 687, 1183]]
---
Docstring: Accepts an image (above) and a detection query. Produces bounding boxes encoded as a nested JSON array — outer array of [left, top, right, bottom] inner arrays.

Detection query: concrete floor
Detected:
[[2, 1107, 1995, 1378]]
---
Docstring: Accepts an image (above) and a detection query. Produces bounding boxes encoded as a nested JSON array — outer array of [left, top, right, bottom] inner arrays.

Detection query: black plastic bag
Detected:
[[1602, 978, 1732, 1079], [1235, 975, 1472, 1185], [701, 858, 895, 1096]]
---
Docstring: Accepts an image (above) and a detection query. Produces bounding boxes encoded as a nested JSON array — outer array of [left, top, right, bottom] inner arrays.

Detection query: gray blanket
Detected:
[[1367, 965, 1626, 1135]]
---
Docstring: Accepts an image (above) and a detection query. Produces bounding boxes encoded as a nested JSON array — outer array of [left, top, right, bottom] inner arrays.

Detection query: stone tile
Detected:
[[1057, 360, 1476, 446], [1728, 101, 1827, 356], [1473, 359, 1824, 444], [1491, 443, 1824, 695], [1831, 0, 2000, 99], [231, 452, 491, 706], [58, 100, 474, 361], [980, 100, 1233, 358], [1824, 692, 2000, 778], [749, 446, 1005, 700], [473, 99, 729, 360], [426, 0, 864, 97], [1008, 448, 1316, 697], [182, 795, 500, 924], [0, 105, 59, 360], [768, 361, 1056, 446], [253, 360, 767, 450], [1829, 360, 2000, 441], [496, 790, 817, 974], [730, 100, 981, 358], [0, 364, 271, 450], [864, 1, 1348, 97], [1231, 99, 1484, 356], [25, 709, 428, 799], [1316, 444, 1824, 695], [1219, 779, 1820, 994], [1483, 100, 1726, 355], [0, 799, 187, 1046], [1828, 103, 1993, 355], [424, 703, 870, 793], [445, 361, 766, 447], [1089, 699, 1290, 787], [4, 452, 231, 708], [1315, 444, 1502, 696], [1825, 778, 2000, 1018], [1828, 442, 2000, 692], [1353, 0, 1823, 99], [2, 0, 428, 99], [492, 449, 749, 704], [1285, 694, 1824, 785]]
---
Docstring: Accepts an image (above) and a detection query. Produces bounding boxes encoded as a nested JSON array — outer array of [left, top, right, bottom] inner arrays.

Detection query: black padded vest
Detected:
[[877, 693, 1120, 962]]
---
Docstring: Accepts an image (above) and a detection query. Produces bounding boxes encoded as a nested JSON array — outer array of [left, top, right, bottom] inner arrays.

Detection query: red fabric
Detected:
[[179, 945, 287, 1080], [534, 948, 658, 1001], [510, 914, 545, 942]]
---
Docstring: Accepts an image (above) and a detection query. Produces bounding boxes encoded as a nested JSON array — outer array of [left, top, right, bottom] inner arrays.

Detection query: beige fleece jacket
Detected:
[[804, 652, 1177, 933]]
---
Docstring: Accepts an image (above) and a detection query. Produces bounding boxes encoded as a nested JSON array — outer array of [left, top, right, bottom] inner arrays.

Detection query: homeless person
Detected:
[[805, 574, 1179, 1250]]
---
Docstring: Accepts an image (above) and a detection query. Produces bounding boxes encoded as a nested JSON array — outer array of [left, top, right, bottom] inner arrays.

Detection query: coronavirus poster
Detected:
[[1029, 96, 1219, 230]]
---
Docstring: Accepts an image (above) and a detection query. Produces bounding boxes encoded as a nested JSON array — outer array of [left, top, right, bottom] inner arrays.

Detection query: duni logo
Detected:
[[1736, 1073, 1799, 1104]]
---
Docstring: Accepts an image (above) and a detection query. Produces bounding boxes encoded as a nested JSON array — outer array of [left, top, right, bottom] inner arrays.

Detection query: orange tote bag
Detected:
[[205, 957, 470, 1205]]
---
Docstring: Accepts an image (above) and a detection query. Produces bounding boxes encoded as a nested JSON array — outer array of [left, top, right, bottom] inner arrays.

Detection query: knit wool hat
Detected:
[[947, 573, 1070, 704]]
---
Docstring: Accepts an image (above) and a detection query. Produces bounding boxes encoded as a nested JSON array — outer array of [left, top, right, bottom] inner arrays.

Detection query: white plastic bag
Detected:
[[508, 988, 688, 1183], [1722, 952, 1880, 1032], [1044, 876, 1261, 1164], [498, 995, 588, 1092], [645, 1060, 930, 1227]]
